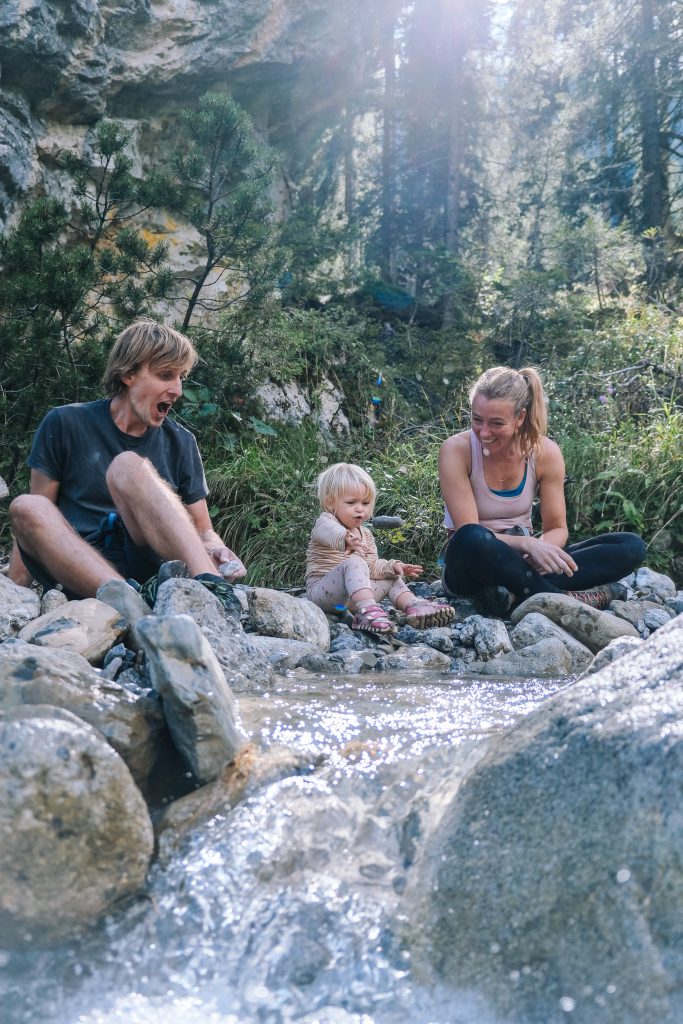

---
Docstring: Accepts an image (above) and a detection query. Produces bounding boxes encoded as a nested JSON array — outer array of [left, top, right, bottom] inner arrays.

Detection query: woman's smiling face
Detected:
[[470, 394, 525, 452]]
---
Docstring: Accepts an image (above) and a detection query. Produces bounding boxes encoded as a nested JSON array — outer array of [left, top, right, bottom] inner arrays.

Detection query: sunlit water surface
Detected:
[[2, 670, 566, 1024]]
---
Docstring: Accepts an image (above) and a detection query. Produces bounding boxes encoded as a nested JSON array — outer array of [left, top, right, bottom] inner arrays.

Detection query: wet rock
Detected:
[[395, 624, 425, 645], [201, 630, 274, 693], [634, 566, 677, 603], [329, 631, 366, 653], [643, 606, 674, 632], [422, 627, 455, 654], [409, 613, 683, 1024], [244, 634, 323, 672], [96, 578, 152, 651], [0, 474, 8, 499], [247, 587, 330, 650], [0, 705, 153, 948], [610, 598, 673, 630], [154, 577, 241, 633], [510, 611, 593, 673], [40, 588, 69, 615], [100, 656, 123, 680], [0, 573, 41, 640], [581, 635, 645, 676], [466, 637, 572, 678], [138, 614, 248, 783], [377, 645, 451, 672], [510, 592, 639, 653], [17, 598, 128, 664], [154, 741, 321, 863], [668, 592, 683, 616], [456, 615, 513, 661], [0, 638, 166, 789]]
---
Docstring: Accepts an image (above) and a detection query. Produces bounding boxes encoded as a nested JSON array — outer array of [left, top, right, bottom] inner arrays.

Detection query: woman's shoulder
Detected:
[[535, 436, 565, 476], [439, 430, 472, 473], [440, 429, 472, 456]]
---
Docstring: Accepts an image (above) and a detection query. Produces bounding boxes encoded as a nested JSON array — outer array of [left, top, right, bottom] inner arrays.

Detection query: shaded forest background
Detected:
[[1, 0, 682, 584]]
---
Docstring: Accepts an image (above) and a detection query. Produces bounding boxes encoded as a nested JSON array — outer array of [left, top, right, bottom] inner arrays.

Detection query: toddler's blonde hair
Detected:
[[316, 462, 376, 514]]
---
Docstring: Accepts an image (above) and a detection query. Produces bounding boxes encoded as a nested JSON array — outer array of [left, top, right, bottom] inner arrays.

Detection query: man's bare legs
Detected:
[[105, 452, 217, 577], [9, 495, 126, 596], [9, 453, 219, 597]]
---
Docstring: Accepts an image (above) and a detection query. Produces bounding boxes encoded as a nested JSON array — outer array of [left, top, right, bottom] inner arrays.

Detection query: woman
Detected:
[[439, 366, 646, 615]]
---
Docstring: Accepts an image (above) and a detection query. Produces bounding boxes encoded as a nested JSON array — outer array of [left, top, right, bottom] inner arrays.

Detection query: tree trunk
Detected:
[[380, 11, 397, 285]]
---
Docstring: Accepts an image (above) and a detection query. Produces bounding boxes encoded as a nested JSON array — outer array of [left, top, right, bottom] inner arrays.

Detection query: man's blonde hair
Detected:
[[102, 319, 199, 397], [316, 462, 376, 514]]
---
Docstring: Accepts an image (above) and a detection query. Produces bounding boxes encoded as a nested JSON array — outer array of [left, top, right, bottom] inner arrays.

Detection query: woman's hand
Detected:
[[394, 561, 423, 579], [521, 536, 577, 577]]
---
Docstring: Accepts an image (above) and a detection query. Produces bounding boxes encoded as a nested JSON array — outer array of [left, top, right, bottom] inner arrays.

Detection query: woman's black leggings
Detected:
[[444, 524, 646, 601]]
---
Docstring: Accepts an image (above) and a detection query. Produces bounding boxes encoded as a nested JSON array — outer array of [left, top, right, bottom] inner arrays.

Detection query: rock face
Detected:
[[0, 1, 363, 227], [408, 612, 683, 1024], [0, 705, 154, 948]]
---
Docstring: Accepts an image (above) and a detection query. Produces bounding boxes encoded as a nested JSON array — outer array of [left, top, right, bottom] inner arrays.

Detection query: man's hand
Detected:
[[208, 543, 247, 582], [394, 561, 423, 579]]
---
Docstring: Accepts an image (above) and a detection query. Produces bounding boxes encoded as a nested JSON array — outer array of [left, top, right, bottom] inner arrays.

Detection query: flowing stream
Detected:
[[2, 670, 566, 1024]]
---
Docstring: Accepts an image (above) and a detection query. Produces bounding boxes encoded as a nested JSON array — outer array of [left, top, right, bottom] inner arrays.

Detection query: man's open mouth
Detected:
[[157, 401, 172, 415]]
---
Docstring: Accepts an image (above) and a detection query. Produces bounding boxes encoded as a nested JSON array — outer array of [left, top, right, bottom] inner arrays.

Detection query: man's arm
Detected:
[[186, 499, 247, 581], [8, 470, 60, 587]]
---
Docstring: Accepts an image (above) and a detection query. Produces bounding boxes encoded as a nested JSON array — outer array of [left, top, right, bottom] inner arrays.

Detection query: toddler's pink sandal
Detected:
[[404, 600, 455, 630], [351, 602, 397, 635]]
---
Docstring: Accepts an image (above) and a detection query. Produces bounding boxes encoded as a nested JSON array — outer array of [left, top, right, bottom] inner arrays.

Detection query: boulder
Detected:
[[465, 636, 572, 678], [0, 473, 8, 499], [0, 705, 153, 948], [17, 598, 128, 663], [40, 588, 69, 615], [137, 614, 248, 783], [96, 578, 153, 651], [634, 566, 677, 603], [408, 613, 683, 1023], [303, 649, 381, 674], [377, 644, 452, 672], [510, 592, 640, 653], [247, 587, 330, 649], [153, 577, 242, 632], [455, 615, 514, 661], [0, 638, 166, 789], [243, 634, 325, 672], [510, 611, 593, 673], [0, 573, 41, 641], [582, 635, 645, 676]]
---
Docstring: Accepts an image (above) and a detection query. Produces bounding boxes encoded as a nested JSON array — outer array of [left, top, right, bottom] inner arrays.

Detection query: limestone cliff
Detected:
[[0, 0, 361, 228]]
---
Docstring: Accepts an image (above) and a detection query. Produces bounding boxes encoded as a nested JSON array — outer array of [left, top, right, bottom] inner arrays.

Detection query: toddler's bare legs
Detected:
[[306, 555, 411, 613]]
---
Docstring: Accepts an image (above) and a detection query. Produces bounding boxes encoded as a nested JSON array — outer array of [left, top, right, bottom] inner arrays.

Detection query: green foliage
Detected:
[[172, 92, 286, 329], [206, 422, 448, 588]]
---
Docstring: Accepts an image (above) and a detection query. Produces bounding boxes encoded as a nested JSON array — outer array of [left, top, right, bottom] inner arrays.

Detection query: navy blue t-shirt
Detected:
[[27, 399, 208, 543]]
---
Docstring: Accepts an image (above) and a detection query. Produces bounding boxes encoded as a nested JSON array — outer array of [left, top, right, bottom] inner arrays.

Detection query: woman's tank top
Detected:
[[443, 431, 537, 533]]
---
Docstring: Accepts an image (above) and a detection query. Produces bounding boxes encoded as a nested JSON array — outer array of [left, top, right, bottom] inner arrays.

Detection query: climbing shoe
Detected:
[[138, 561, 191, 607], [480, 585, 515, 617], [194, 573, 243, 619], [566, 582, 627, 610]]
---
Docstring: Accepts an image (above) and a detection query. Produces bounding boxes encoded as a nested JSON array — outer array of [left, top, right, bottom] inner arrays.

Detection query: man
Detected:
[[9, 319, 246, 603]]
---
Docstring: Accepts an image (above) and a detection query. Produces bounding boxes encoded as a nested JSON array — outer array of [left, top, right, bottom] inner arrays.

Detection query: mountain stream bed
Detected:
[[2, 670, 566, 1024]]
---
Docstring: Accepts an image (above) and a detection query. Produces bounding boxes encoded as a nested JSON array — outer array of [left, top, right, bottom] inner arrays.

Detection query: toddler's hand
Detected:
[[345, 530, 364, 553], [395, 561, 423, 579]]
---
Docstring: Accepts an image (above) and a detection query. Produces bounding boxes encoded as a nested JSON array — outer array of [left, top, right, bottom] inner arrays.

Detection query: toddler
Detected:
[[305, 462, 455, 635]]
